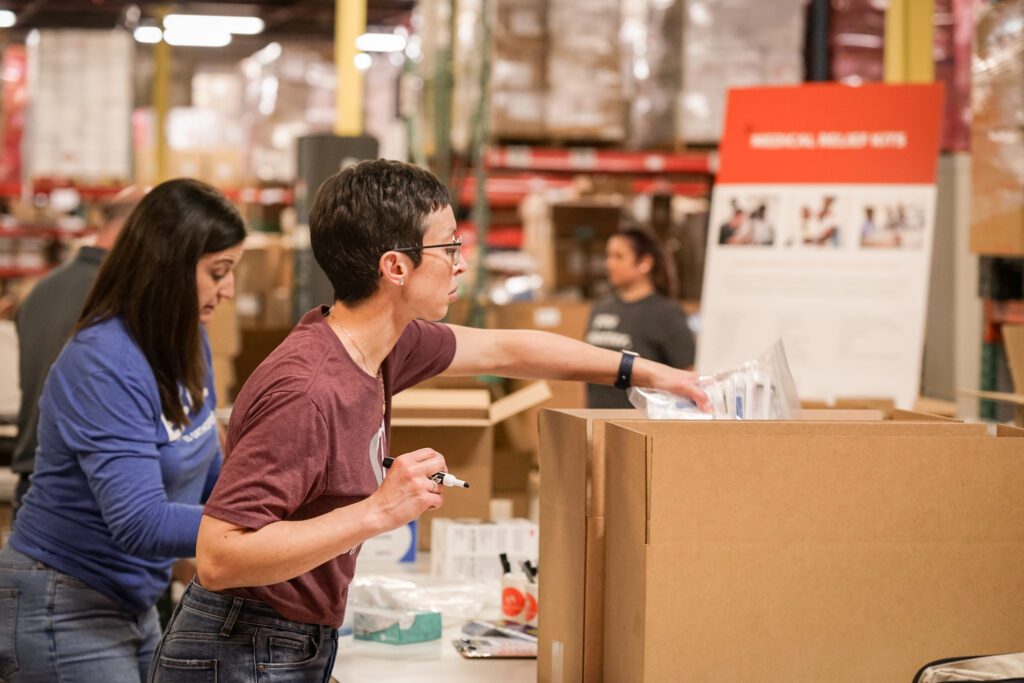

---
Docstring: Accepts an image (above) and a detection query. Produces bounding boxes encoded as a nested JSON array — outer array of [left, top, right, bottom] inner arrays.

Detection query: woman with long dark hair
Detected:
[[584, 226, 696, 408], [0, 178, 246, 682]]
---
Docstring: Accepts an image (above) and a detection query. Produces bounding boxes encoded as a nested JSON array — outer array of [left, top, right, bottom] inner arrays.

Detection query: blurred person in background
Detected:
[[10, 186, 145, 516], [585, 226, 696, 408], [0, 179, 245, 682]]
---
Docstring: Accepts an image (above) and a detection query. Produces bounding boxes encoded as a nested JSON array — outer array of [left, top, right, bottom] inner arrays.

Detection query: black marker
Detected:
[[382, 456, 470, 488], [499, 552, 512, 575]]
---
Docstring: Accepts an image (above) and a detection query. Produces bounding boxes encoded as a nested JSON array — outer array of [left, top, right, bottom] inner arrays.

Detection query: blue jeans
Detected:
[[149, 580, 338, 683], [0, 544, 160, 682]]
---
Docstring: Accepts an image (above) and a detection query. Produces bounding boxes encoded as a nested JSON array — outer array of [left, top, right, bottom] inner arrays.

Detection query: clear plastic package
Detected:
[[628, 339, 799, 420], [347, 573, 496, 628]]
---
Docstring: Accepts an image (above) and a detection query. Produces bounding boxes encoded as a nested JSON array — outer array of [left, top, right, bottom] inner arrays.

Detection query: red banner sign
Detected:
[[717, 83, 945, 185]]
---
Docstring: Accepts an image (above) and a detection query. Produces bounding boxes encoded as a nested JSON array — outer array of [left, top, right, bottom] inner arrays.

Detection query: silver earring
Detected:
[[400, 278, 405, 286]]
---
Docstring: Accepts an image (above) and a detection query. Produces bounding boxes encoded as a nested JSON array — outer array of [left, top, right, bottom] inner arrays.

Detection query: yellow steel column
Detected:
[[906, 0, 935, 83], [153, 9, 171, 181], [335, 0, 366, 135], [883, 0, 907, 82], [884, 0, 935, 83]]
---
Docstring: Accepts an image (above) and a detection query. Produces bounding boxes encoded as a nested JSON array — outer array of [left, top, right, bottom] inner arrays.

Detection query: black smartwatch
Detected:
[[615, 350, 639, 390]]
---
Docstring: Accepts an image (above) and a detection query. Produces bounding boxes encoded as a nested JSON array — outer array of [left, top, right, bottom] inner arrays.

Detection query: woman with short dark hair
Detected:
[[0, 178, 246, 682]]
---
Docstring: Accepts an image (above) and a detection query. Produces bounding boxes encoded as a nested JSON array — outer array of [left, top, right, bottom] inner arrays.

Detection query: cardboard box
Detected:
[[390, 381, 551, 550], [540, 409, 1024, 683], [234, 234, 293, 330], [205, 298, 240, 358], [488, 301, 591, 456], [600, 417, 1024, 682], [538, 408, 641, 683]]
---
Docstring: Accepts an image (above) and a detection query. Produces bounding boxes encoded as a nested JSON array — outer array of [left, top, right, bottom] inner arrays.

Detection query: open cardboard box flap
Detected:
[[391, 380, 552, 427]]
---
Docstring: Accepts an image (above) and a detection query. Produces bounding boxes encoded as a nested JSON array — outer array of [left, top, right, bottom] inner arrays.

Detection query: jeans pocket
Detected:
[[0, 588, 19, 679], [258, 628, 319, 667], [153, 656, 217, 683]]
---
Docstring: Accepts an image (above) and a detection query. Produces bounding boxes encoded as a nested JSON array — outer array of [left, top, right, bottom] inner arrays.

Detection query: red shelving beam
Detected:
[[0, 225, 95, 239], [485, 146, 716, 175], [0, 266, 50, 279]]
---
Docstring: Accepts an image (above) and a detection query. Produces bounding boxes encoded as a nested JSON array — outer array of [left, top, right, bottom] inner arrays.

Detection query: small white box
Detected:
[[430, 518, 538, 581], [360, 521, 417, 565]]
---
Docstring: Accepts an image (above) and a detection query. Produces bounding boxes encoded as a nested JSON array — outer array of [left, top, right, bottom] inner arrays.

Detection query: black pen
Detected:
[[382, 456, 470, 488]]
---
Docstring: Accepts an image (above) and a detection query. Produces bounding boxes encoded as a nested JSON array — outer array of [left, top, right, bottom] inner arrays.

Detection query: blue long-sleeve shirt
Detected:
[[10, 316, 221, 614]]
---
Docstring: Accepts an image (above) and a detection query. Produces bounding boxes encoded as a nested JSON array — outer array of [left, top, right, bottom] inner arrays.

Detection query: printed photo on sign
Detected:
[[714, 195, 778, 247], [782, 192, 849, 249], [858, 199, 927, 249]]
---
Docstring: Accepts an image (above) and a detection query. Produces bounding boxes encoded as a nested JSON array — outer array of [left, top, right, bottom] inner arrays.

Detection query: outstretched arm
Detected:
[[444, 325, 710, 411]]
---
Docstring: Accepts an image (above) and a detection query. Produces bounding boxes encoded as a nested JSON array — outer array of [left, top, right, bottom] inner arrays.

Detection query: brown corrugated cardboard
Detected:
[[234, 234, 293, 330], [211, 356, 235, 406], [489, 301, 590, 456], [539, 410, 1007, 683], [206, 298, 240, 358], [391, 381, 552, 549], [206, 300, 240, 404], [602, 419, 1024, 682], [538, 408, 641, 683]]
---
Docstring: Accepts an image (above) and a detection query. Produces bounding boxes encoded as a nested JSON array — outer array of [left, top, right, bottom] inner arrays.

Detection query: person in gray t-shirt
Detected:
[[585, 227, 696, 408], [11, 188, 142, 512]]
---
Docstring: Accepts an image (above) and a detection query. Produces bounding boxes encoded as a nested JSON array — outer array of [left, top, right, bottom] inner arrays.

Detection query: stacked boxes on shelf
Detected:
[[970, 0, 1024, 255], [622, 0, 684, 148], [681, 0, 805, 143], [491, 0, 547, 140], [452, 0, 547, 149], [26, 30, 132, 183], [546, 0, 624, 142]]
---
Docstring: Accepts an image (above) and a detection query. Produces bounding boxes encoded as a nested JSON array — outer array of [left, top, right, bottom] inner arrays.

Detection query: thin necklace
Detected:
[[333, 313, 386, 416]]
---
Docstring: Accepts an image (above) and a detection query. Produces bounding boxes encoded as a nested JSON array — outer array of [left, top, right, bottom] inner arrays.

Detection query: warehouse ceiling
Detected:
[[0, 0, 416, 38]]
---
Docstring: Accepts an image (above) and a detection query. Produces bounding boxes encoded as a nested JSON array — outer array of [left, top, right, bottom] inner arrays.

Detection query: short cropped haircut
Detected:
[[308, 159, 451, 304]]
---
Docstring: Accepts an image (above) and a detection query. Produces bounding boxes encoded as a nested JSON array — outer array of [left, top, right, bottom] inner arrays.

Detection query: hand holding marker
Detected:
[[382, 456, 470, 489]]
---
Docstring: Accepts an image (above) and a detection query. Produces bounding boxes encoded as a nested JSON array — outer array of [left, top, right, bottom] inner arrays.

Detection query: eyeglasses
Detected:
[[393, 236, 463, 267]]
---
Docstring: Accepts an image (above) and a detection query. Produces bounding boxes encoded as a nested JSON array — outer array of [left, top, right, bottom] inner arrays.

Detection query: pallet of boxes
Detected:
[[538, 406, 1024, 682]]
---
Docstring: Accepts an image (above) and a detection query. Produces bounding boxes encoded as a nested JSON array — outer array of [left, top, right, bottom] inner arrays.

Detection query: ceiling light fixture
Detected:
[[133, 26, 162, 44], [163, 26, 232, 47], [354, 52, 372, 70], [355, 33, 406, 53], [0, 10, 16, 28], [164, 14, 264, 35]]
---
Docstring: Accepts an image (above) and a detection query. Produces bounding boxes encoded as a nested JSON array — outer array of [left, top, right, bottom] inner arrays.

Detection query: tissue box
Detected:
[[352, 607, 442, 645]]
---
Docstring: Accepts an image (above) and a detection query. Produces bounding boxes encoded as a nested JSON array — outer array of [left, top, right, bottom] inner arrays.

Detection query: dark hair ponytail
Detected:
[[77, 178, 246, 427], [617, 227, 678, 299]]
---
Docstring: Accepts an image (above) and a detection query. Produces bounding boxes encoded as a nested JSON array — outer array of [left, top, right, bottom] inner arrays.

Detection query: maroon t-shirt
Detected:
[[203, 306, 456, 626]]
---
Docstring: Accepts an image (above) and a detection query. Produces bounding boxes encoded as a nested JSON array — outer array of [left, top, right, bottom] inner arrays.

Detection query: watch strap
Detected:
[[615, 350, 639, 390]]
